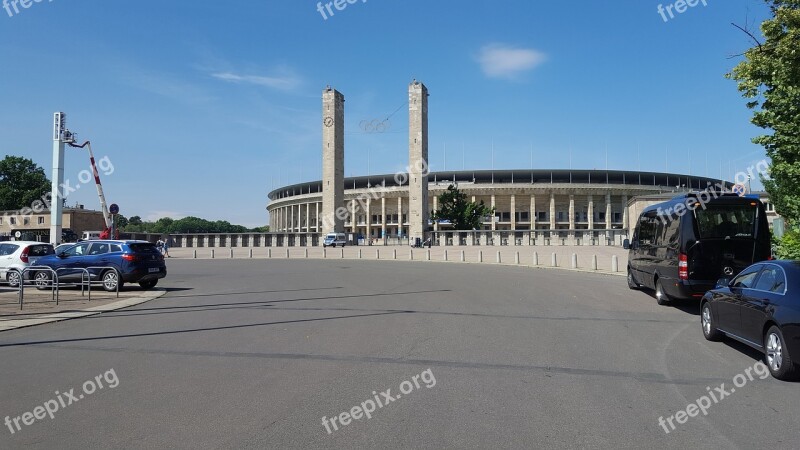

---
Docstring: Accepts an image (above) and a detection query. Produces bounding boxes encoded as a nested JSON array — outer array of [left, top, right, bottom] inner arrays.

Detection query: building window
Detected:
[[10, 217, 15, 225], [23, 218, 30, 226], [537, 212, 547, 221], [38, 217, 45, 225], [598, 212, 606, 221]]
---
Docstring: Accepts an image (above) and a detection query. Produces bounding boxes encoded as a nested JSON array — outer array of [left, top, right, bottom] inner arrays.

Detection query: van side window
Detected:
[[639, 215, 659, 246]]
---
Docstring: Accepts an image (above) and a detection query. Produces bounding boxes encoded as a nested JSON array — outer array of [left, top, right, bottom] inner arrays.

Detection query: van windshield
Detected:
[[695, 204, 757, 239]]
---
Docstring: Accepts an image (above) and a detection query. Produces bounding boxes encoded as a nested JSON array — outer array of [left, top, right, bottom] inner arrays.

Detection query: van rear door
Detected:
[[687, 200, 768, 282]]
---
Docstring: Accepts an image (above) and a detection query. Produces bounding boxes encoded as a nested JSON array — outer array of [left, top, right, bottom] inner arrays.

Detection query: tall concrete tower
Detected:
[[321, 86, 345, 234], [408, 80, 429, 243]]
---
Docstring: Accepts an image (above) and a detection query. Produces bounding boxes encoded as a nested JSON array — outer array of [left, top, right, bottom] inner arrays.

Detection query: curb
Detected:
[[0, 288, 168, 333], [172, 255, 627, 277]]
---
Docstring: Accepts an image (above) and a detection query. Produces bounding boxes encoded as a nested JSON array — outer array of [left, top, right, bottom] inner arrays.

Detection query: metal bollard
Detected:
[[376, 249, 380, 259], [479, 250, 483, 263], [286, 248, 290, 259], [341, 248, 345, 259], [211, 249, 215, 259], [460, 250, 465, 262], [393, 249, 397, 260], [304, 248, 308, 258], [268, 249, 272, 258], [193, 250, 197, 259], [323, 248, 326, 258], [612, 255, 619, 272], [592, 254, 598, 271], [426, 250, 431, 261], [551, 253, 557, 267], [249, 248, 253, 258], [496, 251, 501, 263], [571, 253, 577, 269], [515, 252, 520, 265], [358, 249, 362, 259], [533, 252, 539, 266], [410, 249, 414, 260], [230, 248, 234, 259]]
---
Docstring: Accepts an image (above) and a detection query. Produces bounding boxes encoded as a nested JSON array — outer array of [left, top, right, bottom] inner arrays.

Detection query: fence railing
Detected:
[[17, 265, 120, 310]]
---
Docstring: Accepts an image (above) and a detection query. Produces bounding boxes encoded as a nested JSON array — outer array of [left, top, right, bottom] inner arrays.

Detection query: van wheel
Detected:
[[701, 302, 722, 341], [655, 279, 671, 305], [627, 267, 640, 290]]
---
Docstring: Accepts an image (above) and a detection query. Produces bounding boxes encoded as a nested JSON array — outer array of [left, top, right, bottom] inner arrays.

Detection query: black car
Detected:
[[701, 260, 800, 380], [625, 193, 771, 305]]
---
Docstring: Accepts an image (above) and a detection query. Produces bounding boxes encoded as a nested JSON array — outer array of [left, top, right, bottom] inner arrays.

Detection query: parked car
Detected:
[[701, 260, 800, 380], [625, 193, 771, 305], [0, 242, 55, 287], [33, 240, 166, 291], [323, 233, 347, 248]]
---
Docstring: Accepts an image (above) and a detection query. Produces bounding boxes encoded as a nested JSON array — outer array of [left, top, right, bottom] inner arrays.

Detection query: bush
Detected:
[[776, 229, 800, 260]]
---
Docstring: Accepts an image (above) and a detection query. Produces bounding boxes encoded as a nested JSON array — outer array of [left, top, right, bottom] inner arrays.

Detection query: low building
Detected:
[[0, 207, 106, 242]]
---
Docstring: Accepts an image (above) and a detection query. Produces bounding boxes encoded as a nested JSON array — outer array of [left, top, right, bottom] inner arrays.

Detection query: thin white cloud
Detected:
[[476, 44, 547, 79], [145, 211, 187, 222], [211, 69, 301, 91]]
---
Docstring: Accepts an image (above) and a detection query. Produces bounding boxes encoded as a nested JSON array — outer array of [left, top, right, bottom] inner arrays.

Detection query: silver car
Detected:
[[0, 241, 55, 287]]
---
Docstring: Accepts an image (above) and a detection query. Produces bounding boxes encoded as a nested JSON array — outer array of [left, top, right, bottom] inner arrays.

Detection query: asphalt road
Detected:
[[0, 260, 798, 449]]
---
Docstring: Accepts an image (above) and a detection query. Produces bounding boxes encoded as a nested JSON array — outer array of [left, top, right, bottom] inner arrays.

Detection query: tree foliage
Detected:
[[0, 156, 50, 211], [727, 0, 800, 226], [431, 184, 494, 230], [121, 216, 258, 234]]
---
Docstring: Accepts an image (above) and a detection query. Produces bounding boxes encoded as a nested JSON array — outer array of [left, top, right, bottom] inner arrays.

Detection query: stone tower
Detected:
[[408, 80, 429, 243], [321, 86, 345, 234]]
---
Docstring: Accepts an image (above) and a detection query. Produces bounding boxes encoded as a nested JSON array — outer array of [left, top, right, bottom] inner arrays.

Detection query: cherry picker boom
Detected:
[[68, 140, 118, 239]]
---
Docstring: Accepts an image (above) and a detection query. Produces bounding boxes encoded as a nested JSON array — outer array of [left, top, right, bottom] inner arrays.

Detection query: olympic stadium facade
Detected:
[[267, 168, 733, 244]]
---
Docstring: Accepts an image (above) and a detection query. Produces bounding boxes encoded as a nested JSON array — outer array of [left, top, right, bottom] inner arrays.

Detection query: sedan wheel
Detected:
[[102, 271, 121, 292], [6, 270, 21, 288], [655, 279, 670, 305], [701, 303, 722, 341], [765, 326, 798, 380]]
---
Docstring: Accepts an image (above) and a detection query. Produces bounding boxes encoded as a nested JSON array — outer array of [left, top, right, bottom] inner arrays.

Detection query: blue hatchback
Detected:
[[34, 240, 167, 291]]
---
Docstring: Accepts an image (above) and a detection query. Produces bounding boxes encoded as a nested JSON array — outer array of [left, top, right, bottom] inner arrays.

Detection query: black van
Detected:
[[624, 192, 771, 305]]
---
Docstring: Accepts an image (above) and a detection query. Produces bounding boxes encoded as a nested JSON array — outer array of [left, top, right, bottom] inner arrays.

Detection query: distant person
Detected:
[[162, 237, 171, 258]]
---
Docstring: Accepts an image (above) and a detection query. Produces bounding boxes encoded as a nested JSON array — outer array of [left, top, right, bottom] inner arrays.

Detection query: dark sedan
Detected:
[[701, 260, 800, 380]]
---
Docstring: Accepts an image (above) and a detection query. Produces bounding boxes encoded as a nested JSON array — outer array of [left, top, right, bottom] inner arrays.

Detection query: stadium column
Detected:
[[350, 199, 356, 234], [569, 195, 575, 230], [549, 193, 556, 230], [315, 202, 320, 233], [510, 194, 516, 231], [322, 86, 345, 235], [306, 203, 310, 232], [366, 197, 372, 241], [605, 193, 612, 230], [433, 195, 439, 232], [622, 194, 629, 232], [588, 195, 594, 229], [381, 197, 387, 240], [530, 194, 536, 245], [397, 197, 403, 238], [491, 195, 496, 231], [408, 80, 429, 244]]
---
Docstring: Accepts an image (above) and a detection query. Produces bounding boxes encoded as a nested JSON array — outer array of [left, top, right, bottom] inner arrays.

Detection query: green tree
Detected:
[[0, 156, 50, 211], [128, 216, 143, 226], [114, 214, 129, 229], [727, 0, 800, 228], [431, 184, 495, 230]]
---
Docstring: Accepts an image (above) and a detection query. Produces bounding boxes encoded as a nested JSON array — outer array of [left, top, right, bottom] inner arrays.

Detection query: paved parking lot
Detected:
[[0, 259, 797, 449]]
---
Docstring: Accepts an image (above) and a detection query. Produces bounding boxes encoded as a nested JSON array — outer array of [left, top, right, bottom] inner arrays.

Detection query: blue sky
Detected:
[[0, 0, 772, 227]]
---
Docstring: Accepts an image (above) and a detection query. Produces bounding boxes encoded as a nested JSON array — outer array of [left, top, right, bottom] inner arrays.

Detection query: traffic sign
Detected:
[[732, 184, 747, 197], [109, 203, 119, 214]]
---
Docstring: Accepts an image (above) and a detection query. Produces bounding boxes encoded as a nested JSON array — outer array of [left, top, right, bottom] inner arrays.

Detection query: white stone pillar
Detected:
[[510, 194, 516, 231], [588, 195, 594, 230], [432, 194, 439, 231], [491, 194, 496, 231], [622, 194, 629, 232], [381, 196, 387, 239], [398, 197, 403, 238], [549, 193, 556, 230], [605, 193, 612, 230], [306, 203, 310, 232], [315, 202, 320, 233]]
